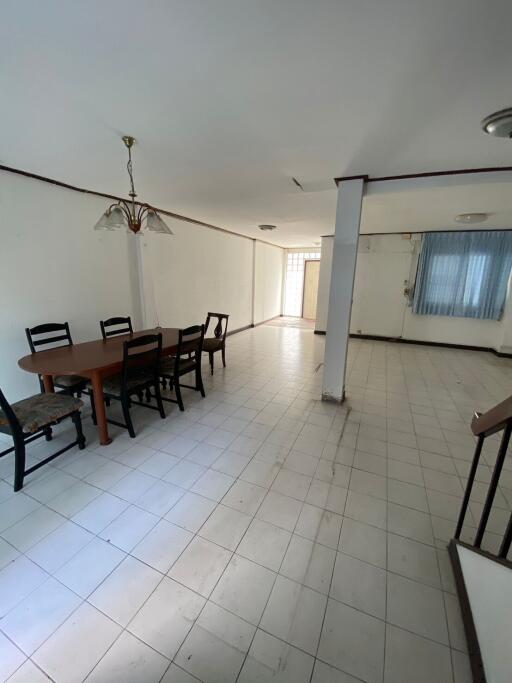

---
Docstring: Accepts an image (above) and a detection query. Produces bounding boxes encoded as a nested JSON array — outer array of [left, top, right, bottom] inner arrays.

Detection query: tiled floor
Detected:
[[1, 323, 512, 682]]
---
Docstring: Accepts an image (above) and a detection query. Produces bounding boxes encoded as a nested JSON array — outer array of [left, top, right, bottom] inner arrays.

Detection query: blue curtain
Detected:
[[413, 230, 512, 320]]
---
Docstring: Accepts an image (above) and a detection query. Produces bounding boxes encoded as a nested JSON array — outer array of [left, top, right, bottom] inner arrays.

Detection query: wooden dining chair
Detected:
[[203, 312, 229, 374], [25, 322, 87, 395], [100, 316, 133, 340], [0, 386, 85, 491], [89, 333, 165, 438], [159, 325, 205, 411]]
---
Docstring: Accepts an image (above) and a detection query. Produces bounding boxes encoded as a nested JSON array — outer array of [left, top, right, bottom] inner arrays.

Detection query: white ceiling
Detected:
[[1, 0, 512, 246]]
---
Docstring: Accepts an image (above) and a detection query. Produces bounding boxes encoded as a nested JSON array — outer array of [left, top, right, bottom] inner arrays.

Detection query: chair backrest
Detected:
[[100, 316, 133, 340], [0, 387, 22, 437], [175, 325, 205, 369], [26, 322, 73, 353], [204, 312, 229, 341], [121, 333, 162, 390]]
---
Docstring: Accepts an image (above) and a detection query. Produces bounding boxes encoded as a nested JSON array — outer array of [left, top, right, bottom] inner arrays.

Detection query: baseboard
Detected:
[[227, 316, 281, 337], [314, 330, 326, 336], [348, 333, 512, 358]]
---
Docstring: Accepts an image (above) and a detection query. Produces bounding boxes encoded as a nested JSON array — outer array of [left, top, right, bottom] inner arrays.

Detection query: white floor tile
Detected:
[[131, 520, 192, 573], [55, 537, 125, 597], [169, 536, 232, 597], [238, 629, 314, 683], [86, 630, 169, 682], [128, 577, 205, 659], [32, 602, 121, 683], [384, 624, 453, 683], [0, 631, 26, 681], [318, 598, 385, 683], [199, 504, 252, 550], [99, 504, 159, 551], [211, 554, 275, 624], [165, 492, 216, 533], [175, 601, 255, 683], [260, 575, 327, 655], [330, 552, 386, 619], [280, 535, 335, 594], [237, 518, 291, 571], [88, 556, 162, 626]]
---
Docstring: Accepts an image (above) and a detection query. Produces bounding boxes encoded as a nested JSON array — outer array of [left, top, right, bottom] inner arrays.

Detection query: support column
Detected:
[[322, 177, 365, 402]]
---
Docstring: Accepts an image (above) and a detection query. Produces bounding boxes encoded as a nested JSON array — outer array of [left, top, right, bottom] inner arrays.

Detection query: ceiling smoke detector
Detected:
[[481, 108, 512, 138], [455, 213, 489, 224], [259, 224, 277, 231]]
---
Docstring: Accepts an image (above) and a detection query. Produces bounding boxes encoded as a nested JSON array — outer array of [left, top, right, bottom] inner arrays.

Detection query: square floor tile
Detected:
[[165, 491, 216, 533], [191, 469, 235, 501], [311, 659, 362, 682], [89, 556, 162, 626], [26, 520, 93, 573], [338, 518, 387, 569], [0, 576, 81, 655], [55, 537, 125, 597], [131, 519, 192, 572], [344, 490, 387, 530], [318, 598, 385, 683], [99, 505, 159, 551], [87, 630, 169, 682], [237, 518, 291, 571], [32, 602, 121, 683], [164, 460, 206, 489], [169, 536, 232, 597], [199, 504, 252, 550], [384, 624, 453, 683], [0, 631, 26, 681], [222, 480, 267, 515], [175, 601, 255, 683], [136, 480, 185, 516], [280, 535, 335, 594], [330, 552, 386, 619], [260, 575, 326, 655], [387, 533, 440, 587], [386, 572, 449, 645], [238, 629, 314, 683], [295, 504, 343, 549], [211, 554, 275, 624], [257, 491, 303, 531], [128, 577, 205, 658], [71, 492, 128, 533]]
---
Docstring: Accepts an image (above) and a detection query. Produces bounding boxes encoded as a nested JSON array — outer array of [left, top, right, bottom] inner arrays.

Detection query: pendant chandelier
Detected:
[[94, 136, 173, 235]]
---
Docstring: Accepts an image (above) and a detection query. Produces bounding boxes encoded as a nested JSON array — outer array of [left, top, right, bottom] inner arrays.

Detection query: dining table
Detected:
[[18, 327, 180, 445]]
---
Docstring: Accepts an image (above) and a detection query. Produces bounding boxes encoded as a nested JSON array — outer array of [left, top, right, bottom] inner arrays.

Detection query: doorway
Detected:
[[302, 259, 320, 319], [283, 249, 321, 317]]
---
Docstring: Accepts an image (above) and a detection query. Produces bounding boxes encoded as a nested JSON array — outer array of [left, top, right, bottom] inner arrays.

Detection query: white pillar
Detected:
[[322, 177, 365, 402]]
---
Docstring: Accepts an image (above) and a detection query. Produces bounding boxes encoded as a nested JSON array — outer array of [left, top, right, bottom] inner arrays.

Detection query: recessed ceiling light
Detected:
[[481, 108, 512, 138], [455, 213, 489, 224], [259, 224, 277, 231]]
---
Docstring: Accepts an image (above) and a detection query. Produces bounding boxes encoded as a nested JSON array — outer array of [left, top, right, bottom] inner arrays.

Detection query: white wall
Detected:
[[253, 242, 284, 324], [316, 233, 510, 352], [0, 170, 284, 400]]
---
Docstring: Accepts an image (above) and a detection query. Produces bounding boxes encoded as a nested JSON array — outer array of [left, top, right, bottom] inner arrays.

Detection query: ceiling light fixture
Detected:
[[94, 136, 173, 235], [259, 224, 277, 231], [481, 108, 512, 138], [455, 213, 489, 224]]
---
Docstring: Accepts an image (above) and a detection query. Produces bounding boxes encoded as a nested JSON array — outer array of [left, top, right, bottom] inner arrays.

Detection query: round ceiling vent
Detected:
[[481, 108, 512, 138], [259, 224, 277, 231]]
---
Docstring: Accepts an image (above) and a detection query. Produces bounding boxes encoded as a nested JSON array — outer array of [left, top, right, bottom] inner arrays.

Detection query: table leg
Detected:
[[91, 371, 112, 445], [42, 375, 55, 393]]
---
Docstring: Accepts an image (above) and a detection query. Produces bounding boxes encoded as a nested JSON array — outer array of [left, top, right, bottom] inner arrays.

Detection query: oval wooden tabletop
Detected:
[[18, 327, 180, 377]]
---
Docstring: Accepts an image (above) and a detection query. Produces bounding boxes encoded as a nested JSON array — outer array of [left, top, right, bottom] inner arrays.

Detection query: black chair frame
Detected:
[[90, 333, 165, 438], [25, 322, 87, 396], [100, 316, 133, 340], [0, 389, 85, 492], [204, 312, 229, 374], [160, 325, 206, 411]]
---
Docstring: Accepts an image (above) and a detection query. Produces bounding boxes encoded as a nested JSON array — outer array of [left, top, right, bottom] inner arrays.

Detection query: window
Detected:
[[283, 250, 320, 316], [413, 230, 512, 320]]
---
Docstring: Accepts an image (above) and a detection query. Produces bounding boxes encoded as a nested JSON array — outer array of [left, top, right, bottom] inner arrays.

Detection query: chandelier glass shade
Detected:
[[94, 136, 173, 235]]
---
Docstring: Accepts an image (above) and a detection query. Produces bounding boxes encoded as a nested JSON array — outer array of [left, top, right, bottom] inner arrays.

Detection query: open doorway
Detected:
[[283, 249, 321, 318]]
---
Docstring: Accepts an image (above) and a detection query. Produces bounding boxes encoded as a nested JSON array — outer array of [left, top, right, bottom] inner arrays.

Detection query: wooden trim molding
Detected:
[[0, 163, 283, 249], [334, 166, 512, 186], [343, 333, 512, 357]]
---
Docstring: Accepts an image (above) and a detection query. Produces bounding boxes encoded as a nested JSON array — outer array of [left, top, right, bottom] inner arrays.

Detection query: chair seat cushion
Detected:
[[203, 337, 223, 352], [0, 393, 83, 435], [54, 374, 86, 388], [160, 357, 196, 375], [88, 368, 155, 396]]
